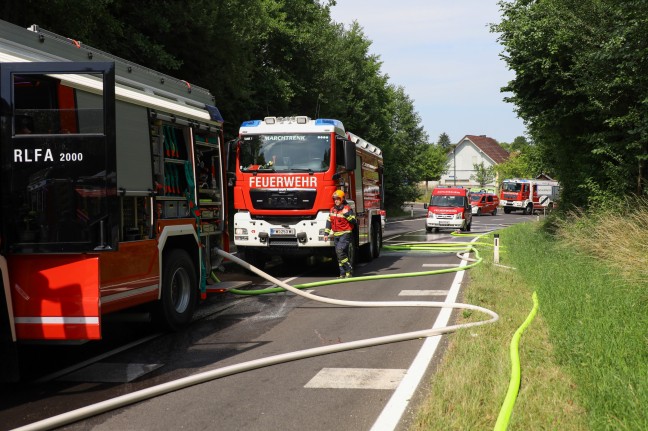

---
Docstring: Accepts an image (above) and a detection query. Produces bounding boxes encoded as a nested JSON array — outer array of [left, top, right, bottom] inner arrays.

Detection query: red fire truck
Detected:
[[0, 21, 228, 380], [500, 178, 560, 214], [231, 116, 385, 268]]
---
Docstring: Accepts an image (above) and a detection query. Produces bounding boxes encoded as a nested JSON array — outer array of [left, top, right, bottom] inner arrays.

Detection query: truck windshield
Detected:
[[239, 134, 331, 173], [501, 182, 522, 192], [431, 195, 465, 207]]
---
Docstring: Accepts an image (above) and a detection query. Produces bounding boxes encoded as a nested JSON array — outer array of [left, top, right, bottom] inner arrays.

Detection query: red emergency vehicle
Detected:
[[231, 116, 385, 268], [500, 178, 560, 214], [470, 191, 500, 216], [0, 21, 228, 381], [425, 187, 472, 232]]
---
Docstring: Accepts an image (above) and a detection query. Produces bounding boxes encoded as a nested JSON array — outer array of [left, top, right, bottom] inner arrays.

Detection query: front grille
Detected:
[[250, 189, 316, 210], [436, 214, 453, 219], [269, 238, 299, 247]]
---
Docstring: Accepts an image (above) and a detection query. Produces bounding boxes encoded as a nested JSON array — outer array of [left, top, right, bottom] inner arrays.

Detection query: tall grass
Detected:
[[554, 196, 648, 286], [506, 222, 648, 430], [411, 203, 648, 430]]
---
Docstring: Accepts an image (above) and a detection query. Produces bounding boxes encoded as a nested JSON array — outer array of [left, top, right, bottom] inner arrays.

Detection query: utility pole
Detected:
[[453, 145, 457, 186]]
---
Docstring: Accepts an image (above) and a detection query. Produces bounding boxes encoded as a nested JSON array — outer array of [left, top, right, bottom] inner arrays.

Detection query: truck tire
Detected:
[[156, 249, 198, 331], [492, 207, 497, 216], [370, 221, 381, 259], [524, 203, 533, 215], [504, 207, 511, 214], [360, 221, 381, 262]]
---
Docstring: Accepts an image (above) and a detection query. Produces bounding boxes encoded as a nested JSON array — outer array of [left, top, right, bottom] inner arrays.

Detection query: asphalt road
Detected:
[[1, 209, 532, 431]]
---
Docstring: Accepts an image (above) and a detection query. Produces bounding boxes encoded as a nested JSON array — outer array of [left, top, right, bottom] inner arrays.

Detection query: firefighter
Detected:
[[324, 189, 356, 278]]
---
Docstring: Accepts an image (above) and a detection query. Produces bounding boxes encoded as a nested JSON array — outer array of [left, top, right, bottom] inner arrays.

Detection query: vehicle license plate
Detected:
[[439, 221, 449, 226], [270, 228, 295, 236]]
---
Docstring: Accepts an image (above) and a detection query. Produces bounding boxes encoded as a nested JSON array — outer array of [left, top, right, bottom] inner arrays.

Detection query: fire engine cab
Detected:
[[425, 186, 472, 232], [500, 178, 560, 214], [231, 116, 385, 268]]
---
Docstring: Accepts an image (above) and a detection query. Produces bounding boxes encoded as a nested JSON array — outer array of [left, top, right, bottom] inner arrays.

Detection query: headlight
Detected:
[[235, 228, 248, 235]]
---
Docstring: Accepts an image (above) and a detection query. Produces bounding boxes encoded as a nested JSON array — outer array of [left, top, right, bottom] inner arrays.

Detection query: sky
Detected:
[[328, 0, 526, 144]]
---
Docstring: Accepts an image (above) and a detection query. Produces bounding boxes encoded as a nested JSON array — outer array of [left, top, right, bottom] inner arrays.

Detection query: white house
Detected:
[[439, 135, 509, 190]]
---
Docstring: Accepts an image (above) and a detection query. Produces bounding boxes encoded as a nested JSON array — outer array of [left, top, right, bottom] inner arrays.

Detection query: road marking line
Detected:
[[399, 290, 448, 296], [305, 368, 406, 390], [421, 263, 457, 267], [370, 237, 475, 431]]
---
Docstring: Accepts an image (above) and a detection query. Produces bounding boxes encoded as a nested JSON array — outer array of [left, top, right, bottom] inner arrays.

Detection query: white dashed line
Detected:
[[305, 368, 407, 390], [399, 290, 449, 296]]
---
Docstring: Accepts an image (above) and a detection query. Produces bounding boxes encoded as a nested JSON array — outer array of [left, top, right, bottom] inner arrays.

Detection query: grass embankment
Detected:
[[411, 204, 648, 430]]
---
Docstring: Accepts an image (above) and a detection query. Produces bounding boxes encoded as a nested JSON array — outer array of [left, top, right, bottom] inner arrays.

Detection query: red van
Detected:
[[470, 192, 499, 216], [425, 187, 472, 232]]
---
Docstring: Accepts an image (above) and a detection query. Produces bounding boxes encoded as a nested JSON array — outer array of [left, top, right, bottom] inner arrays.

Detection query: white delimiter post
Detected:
[[493, 234, 500, 264]]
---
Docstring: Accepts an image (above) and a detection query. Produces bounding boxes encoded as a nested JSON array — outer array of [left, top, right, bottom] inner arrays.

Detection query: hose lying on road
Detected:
[[230, 242, 480, 295], [12, 244, 499, 431]]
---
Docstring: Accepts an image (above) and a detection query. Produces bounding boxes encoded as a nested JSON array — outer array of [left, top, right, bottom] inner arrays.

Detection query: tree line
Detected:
[[1, 0, 450, 211], [494, 0, 648, 209]]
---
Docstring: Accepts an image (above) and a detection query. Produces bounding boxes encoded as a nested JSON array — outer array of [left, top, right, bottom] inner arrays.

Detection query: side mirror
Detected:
[[227, 172, 236, 187], [226, 139, 239, 173], [423, 203, 428, 209], [344, 140, 356, 171]]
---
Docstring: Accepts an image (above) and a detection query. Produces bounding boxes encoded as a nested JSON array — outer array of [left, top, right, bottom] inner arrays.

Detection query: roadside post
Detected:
[[494, 234, 500, 264]]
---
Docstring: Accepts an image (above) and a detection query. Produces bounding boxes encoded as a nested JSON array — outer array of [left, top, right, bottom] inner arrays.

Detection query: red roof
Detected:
[[462, 135, 509, 164]]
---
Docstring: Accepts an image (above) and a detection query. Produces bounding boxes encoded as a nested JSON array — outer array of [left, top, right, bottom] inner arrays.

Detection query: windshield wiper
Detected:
[[286, 168, 315, 174], [242, 166, 275, 174]]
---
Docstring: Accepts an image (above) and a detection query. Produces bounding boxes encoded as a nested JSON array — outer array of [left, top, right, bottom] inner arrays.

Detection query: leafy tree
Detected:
[[496, 135, 553, 180], [470, 162, 495, 187], [0, 0, 427, 211], [381, 85, 429, 210], [507, 136, 531, 153], [437, 132, 452, 150], [494, 152, 532, 181], [419, 143, 448, 200], [420, 144, 447, 182], [494, 0, 648, 208]]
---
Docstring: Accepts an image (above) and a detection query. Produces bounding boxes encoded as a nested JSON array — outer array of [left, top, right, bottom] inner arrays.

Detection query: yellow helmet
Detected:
[[332, 190, 345, 200]]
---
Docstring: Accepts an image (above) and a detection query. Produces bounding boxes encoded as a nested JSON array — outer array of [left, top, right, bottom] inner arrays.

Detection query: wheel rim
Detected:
[[170, 267, 191, 313]]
